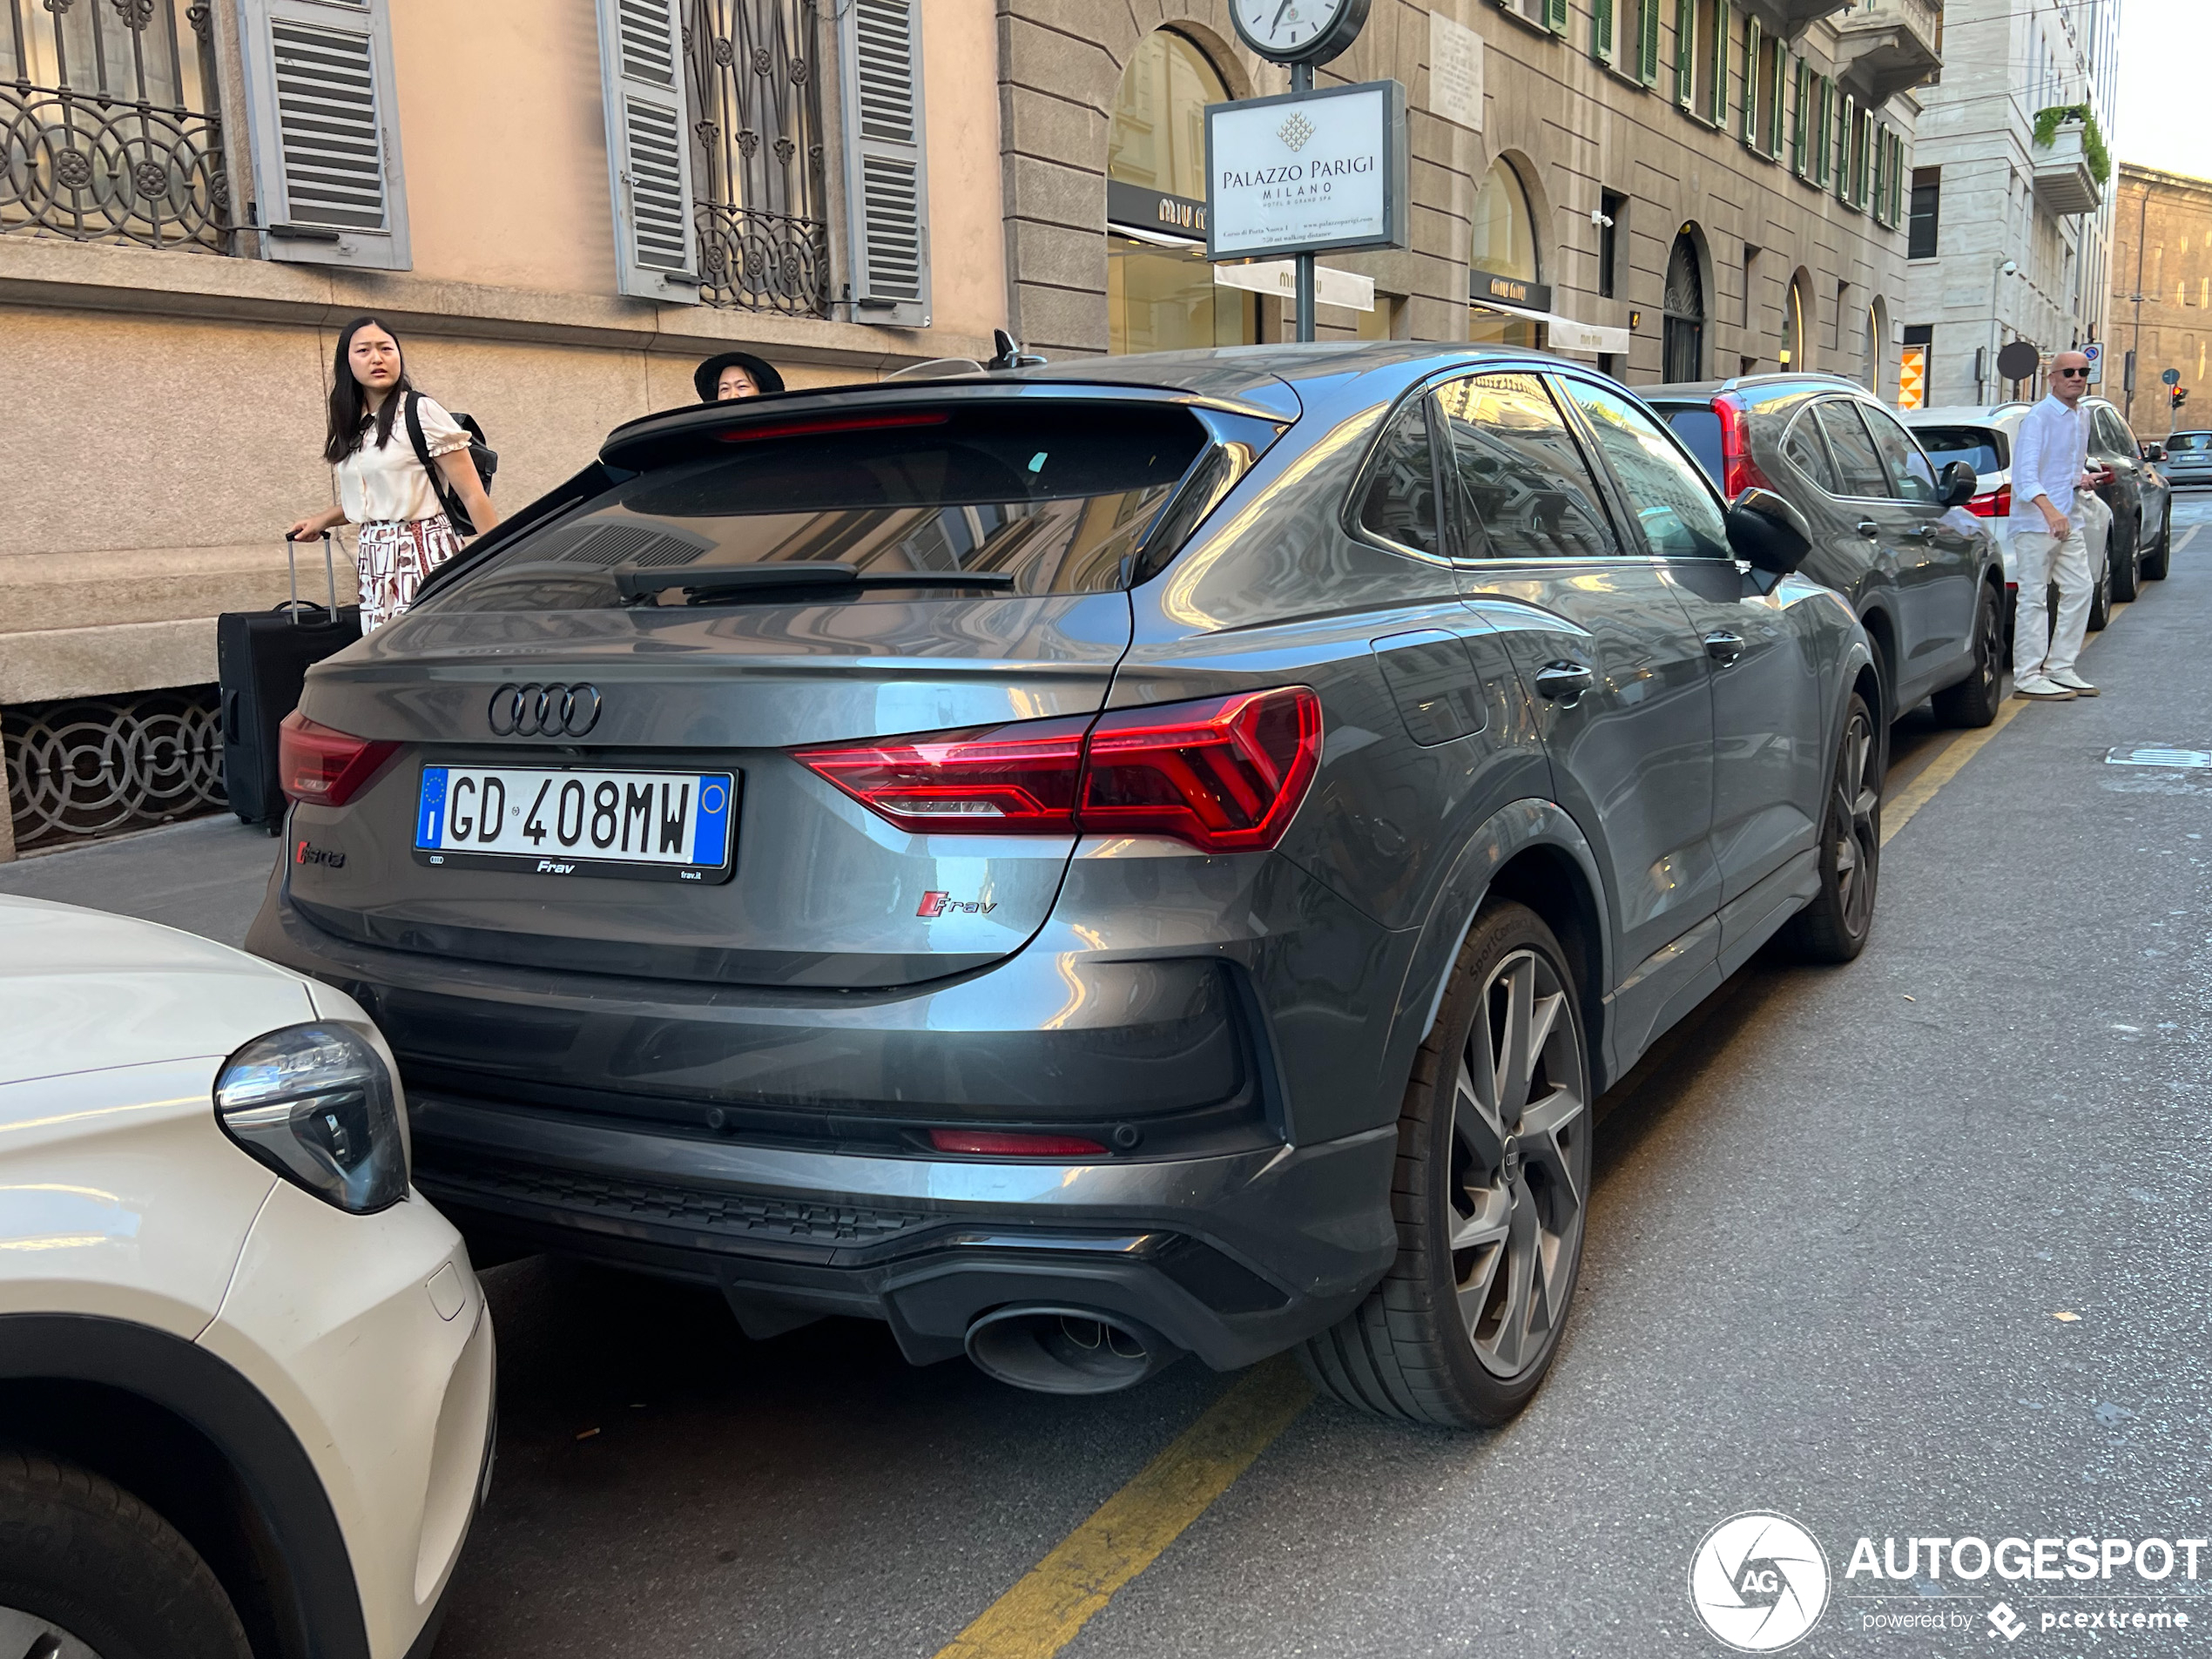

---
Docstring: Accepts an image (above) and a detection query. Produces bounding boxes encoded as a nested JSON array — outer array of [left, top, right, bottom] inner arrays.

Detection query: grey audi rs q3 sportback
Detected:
[[250, 343, 1878, 1428]]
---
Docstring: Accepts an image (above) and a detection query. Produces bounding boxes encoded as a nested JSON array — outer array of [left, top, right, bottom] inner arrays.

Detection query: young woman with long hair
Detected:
[[287, 316, 498, 631]]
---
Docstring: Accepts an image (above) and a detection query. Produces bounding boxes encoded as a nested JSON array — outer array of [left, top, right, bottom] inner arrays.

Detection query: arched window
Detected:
[[1468, 158, 1542, 347], [1106, 31, 1254, 354], [1781, 273, 1810, 371], [1663, 232, 1705, 381]]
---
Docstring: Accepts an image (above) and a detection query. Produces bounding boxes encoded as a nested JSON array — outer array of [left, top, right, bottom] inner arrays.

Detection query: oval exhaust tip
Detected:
[[965, 1306, 1182, 1395]]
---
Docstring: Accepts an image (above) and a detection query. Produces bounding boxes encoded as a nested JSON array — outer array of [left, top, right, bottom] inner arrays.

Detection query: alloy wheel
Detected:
[[1974, 591, 2001, 702], [1447, 948, 1589, 1379], [1831, 706, 1880, 936]]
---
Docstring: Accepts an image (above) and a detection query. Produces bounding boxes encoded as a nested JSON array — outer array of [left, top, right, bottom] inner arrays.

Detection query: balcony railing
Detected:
[[686, 0, 830, 316], [1, 0, 231, 253], [1834, 0, 1943, 105], [2033, 121, 2101, 216]]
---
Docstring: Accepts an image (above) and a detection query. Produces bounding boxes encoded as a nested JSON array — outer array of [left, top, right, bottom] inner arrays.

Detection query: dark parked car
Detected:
[[2080, 396, 2171, 596], [249, 344, 1877, 1429], [2161, 428, 2212, 490], [1647, 374, 2005, 741]]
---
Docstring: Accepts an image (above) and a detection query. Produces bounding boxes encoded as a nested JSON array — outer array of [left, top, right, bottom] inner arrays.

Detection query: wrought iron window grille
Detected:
[[3, 0, 232, 253], [4, 685, 226, 852], [684, 0, 830, 316]]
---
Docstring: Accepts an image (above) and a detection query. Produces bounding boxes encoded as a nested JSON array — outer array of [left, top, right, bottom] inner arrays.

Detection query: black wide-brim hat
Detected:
[[694, 350, 786, 401]]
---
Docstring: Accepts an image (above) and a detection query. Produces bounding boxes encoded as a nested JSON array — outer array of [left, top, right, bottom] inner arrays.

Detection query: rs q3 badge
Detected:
[[917, 891, 996, 917]]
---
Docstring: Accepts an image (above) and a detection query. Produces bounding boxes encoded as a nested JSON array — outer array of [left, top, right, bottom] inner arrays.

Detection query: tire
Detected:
[[1299, 900, 1592, 1428], [2110, 513, 2142, 603], [1930, 583, 2002, 728], [2143, 500, 2172, 581], [0, 1449, 250, 1659], [1784, 691, 1880, 964], [2086, 558, 2112, 631]]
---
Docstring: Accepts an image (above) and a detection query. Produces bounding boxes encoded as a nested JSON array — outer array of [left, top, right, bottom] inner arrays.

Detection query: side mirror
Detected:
[[1938, 459, 1979, 508], [1725, 487, 1814, 577], [2143, 442, 2168, 463]]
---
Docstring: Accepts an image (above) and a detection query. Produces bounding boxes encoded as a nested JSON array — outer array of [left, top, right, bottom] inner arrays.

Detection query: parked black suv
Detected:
[[2080, 395, 2173, 597], [1648, 374, 2005, 740]]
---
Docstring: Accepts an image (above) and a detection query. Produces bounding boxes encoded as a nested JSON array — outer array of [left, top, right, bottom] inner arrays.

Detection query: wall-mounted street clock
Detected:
[[1228, 0, 1372, 65]]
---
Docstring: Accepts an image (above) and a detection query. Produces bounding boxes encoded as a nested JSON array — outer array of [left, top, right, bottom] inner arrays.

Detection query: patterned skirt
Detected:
[[357, 515, 463, 632]]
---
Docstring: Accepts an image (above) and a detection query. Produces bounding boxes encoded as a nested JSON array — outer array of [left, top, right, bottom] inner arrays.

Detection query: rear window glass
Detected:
[[2165, 432, 2210, 453], [1656, 406, 1725, 486], [1912, 426, 2006, 476], [428, 403, 1208, 612]]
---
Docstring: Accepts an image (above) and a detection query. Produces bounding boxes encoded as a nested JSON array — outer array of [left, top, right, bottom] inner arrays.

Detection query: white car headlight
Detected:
[[215, 1023, 408, 1213]]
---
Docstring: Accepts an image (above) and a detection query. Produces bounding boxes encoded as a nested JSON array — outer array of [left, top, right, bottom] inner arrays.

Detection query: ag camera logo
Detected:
[[1689, 1512, 1831, 1651]]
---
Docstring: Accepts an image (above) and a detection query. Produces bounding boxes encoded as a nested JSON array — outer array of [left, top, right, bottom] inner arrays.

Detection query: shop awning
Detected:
[[1473, 298, 1631, 355]]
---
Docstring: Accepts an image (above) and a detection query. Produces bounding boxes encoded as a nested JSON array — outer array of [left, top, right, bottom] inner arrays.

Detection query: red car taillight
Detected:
[[792, 686, 1324, 853], [278, 711, 398, 807], [1966, 483, 2012, 518], [1716, 396, 1772, 501]]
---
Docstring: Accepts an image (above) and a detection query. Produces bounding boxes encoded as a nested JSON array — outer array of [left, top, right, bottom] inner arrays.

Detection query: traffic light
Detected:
[[2174, 386, 2191, 413]]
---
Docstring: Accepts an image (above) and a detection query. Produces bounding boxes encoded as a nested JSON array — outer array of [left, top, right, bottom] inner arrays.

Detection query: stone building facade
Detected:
[[2108, 163, 2212, 434]]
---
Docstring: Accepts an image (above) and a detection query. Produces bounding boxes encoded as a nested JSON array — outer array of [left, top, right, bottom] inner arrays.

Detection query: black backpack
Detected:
[[404, 390, 498, 535]]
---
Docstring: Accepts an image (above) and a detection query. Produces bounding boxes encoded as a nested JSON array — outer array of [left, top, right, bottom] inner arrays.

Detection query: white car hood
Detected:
[[0, 894, 315, 1087]]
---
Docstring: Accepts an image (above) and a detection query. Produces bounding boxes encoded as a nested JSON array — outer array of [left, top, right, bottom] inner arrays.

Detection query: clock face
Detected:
[[1231, 0, 1350, 58]]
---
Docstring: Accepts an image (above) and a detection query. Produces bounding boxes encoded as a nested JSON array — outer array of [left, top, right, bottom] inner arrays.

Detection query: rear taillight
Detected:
[[278, 711, 397, 807], [1716, 396, 1771, 500], [927, 1129, 1106, 1157], [793, 686, 1323, 853], [1966, 483, 2012, 518]]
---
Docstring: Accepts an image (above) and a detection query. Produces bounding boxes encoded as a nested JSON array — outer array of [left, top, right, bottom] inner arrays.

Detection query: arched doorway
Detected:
[[1781, 270, 1812, 372], [1864, 298, 1887, 397], [1105, 30, 1255, 354], [1663, 231, 1705, 381], [1467, 158, 1543, 347]]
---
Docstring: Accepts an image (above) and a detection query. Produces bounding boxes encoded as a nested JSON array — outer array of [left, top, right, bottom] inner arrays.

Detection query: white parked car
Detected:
[[0, 895, 493, 1659], [1905, 403, 2114, 636]]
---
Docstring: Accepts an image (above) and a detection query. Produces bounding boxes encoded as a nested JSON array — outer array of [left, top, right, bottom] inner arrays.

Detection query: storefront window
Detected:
[[1106, 31, 1254, 354], [1468, 158, 1541, 348]]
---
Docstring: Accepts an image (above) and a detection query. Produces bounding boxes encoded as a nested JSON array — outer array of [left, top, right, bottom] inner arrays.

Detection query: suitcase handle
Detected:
[[223, 688, 240, 742], [285, 531, 340, 625]]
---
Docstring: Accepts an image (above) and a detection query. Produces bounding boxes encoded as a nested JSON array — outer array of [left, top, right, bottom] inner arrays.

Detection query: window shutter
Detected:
[[1768, 45, 1788, 157], [1709, 3, 1730, 125], [592, 0, 701, 303], [1675, 0, 1695, 107], [235, 0, 409, 268], [1640, 0, 1662, 84], [838, 0, 931, 329], [1593, 0, 1615, 64], [1546, 0, 1569, 34], [1838, 94, 1857, 203], [1739, 18, 1759, 145], [1790, 58, 1806, 174]]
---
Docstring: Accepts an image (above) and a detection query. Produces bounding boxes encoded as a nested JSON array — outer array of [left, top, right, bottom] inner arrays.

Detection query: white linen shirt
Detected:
[[2007, 393, 2089, 536], [334, 396, 470, 524]]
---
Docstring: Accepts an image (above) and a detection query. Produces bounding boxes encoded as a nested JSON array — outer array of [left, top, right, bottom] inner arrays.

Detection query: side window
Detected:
[[1356, 397, 1442, 556], [1553, 377, 1734, 560], [1816, 401, 1892, 498], [2099, 408, 2135, 455], [1433, 374, 1615, 561], [1781, 409, 1840, 494], [1859, 403, 1940, 503]]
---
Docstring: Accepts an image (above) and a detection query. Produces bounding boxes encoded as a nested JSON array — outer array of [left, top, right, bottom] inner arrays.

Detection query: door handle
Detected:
[[1534, 660, 1595, 703], [1905, 523, 1936, 540], [1703, 630, 1744, 665], [1856, 518, 1881, 538]]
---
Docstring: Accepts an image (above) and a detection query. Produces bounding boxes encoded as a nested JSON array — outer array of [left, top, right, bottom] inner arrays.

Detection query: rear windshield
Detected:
[[1656, 406, 1724, 486], [429, 403, 1209, 613], [1911, 426, 2006, 476], [2165, 431, 2211, 453]]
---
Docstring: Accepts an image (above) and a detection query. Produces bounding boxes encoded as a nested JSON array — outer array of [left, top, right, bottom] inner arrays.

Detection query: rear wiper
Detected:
[[613, 562, 1015, 602]]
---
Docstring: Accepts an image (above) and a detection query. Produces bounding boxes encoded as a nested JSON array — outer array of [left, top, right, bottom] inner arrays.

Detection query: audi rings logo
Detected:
[[1689, 1513, 1831, 1651], [488, 683, 603, 738]]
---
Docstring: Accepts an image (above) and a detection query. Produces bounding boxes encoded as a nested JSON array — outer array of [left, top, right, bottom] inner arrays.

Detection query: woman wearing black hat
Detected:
[[695, 351, 785, 401]]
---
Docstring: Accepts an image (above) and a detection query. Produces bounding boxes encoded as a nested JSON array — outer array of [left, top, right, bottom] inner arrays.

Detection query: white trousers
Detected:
[[2011, 509, 2092, 680]]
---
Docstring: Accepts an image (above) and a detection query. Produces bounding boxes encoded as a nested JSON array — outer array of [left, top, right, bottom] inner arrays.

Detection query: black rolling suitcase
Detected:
[[219, 534, 362, 831]]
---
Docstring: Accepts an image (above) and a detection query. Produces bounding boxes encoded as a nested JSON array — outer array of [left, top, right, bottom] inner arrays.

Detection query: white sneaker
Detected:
[[2013, 674, 2077, 701], [2047, 669, 2100, 696]]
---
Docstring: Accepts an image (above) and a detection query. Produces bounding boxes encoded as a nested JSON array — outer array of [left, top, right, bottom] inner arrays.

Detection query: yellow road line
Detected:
[[934, 1358, 1313, 1659], [1882, 596, 2133, 846]]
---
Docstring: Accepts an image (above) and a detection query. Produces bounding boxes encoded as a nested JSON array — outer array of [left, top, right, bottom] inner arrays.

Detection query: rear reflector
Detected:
[[1966, 483, 2012, 518], [278, 711, 398, 807], [927, 1129, 1107, 1157], [792, 686, 1323, 853]]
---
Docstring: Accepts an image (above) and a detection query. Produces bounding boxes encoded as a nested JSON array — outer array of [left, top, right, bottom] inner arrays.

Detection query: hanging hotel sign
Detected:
[[1204, 79, 1408, 262]]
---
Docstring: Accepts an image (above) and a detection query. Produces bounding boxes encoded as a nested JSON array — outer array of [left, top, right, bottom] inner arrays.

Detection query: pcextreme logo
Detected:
[[1689, 1513, 1831, 1652]]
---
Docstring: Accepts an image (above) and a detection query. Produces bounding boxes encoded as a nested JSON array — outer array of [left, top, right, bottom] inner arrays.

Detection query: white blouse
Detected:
[[334, 395, 471, 524]]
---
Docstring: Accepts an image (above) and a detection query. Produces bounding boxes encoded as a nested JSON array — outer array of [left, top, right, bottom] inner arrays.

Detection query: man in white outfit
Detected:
[[2007, 351, 2101, 700]]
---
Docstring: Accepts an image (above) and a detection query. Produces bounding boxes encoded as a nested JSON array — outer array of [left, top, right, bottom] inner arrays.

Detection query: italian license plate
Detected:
[[413, 765, 738, 882]]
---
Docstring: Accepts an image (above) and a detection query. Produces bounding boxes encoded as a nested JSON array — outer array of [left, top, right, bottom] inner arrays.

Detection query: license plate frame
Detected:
[[411, 764, 739, 884]]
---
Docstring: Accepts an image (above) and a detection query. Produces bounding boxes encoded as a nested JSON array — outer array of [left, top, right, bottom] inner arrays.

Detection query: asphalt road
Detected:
[[9, 501, 2211, 1656]]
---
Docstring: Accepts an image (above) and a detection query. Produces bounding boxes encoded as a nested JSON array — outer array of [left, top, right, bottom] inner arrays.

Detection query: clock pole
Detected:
[[1291, 59, 1315, 344]]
